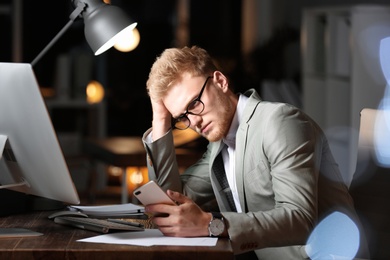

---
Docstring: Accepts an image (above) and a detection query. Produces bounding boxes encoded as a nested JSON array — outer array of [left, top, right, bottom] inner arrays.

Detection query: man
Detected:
[[142, 46, 368, 259]]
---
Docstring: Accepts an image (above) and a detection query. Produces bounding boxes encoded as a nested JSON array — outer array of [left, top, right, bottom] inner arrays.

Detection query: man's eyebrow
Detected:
[[172, 105, 187, 119], [172, 97, 193, 119], [172, 108, 187, 119]]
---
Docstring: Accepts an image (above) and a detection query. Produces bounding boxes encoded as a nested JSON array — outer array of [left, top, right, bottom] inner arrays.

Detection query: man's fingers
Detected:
[[167, 189, 190, 204]]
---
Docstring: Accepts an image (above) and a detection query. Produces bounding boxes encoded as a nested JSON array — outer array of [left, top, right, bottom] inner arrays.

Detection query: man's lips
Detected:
[[200, 122, 211, 134]]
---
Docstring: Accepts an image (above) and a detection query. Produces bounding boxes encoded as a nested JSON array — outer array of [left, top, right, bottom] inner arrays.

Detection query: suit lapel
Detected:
[[235, 123, 247, 211], [235, 89, 262, 212]]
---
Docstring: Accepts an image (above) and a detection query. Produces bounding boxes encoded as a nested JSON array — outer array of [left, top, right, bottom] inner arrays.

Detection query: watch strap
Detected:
[[211, 212, 223, 219]]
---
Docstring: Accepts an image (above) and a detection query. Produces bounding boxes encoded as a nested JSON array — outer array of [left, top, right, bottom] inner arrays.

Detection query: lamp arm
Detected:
[[31, 2, 86, 66]]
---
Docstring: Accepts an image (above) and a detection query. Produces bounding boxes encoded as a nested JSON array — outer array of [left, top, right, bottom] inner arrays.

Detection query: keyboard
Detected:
[[54, 216, 145, 233]]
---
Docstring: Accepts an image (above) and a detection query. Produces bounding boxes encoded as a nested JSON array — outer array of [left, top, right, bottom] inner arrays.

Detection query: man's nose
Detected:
[[187, 113, 202, 127]]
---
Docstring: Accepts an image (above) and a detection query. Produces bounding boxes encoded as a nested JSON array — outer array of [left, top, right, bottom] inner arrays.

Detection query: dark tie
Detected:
[[213, 151, 237, 212]]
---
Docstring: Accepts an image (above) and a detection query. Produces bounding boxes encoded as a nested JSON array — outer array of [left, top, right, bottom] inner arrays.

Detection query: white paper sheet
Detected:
[[77, 229, 218, 247]]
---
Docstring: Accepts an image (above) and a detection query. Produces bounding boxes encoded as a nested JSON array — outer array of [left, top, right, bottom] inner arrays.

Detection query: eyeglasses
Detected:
[[172, 76, 212, 130]]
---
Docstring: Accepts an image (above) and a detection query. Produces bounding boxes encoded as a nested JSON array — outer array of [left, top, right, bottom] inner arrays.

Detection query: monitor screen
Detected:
[[0, 62, 80, 205]]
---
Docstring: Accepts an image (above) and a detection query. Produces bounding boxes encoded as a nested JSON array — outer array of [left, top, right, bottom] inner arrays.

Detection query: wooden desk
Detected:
[[83, 136, 204, 204], [0, 211, 234, 259]]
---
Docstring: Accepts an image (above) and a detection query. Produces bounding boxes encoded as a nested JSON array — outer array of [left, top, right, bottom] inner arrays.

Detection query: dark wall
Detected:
[[105, 0, 176, 136], [189, 0, 243, 92]]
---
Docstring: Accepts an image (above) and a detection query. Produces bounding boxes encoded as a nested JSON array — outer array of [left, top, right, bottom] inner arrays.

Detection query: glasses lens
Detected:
[[188, 100, 204, 115], [174, 116, 190, 130]]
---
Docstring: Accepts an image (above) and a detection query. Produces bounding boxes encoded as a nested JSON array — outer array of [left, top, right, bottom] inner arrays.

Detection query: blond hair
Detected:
[[146, 46, 218, 100]]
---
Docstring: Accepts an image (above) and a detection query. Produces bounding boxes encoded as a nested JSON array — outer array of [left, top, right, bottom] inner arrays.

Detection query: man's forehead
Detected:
[[163, 74, 204, 115]]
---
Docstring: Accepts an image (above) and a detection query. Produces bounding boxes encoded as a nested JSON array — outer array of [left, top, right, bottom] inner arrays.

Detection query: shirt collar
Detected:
[[223, 93, 249, 149]]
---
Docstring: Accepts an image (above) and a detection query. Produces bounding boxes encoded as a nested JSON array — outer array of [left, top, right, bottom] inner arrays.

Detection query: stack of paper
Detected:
[[68, 203, 145, 218]]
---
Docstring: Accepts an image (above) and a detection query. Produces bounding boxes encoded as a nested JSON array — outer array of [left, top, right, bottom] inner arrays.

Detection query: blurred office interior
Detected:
[[1, 1, 390, 257]]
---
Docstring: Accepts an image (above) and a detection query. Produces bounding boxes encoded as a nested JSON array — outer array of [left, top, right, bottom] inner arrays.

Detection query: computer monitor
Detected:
[[0, 62, 80, 206]]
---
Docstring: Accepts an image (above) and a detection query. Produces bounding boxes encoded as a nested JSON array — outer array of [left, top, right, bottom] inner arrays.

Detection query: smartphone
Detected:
[[133, 180, 176, 206]]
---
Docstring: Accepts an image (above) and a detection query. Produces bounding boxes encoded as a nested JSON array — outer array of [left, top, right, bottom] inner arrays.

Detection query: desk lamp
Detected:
[[31, 0, 137, 66]]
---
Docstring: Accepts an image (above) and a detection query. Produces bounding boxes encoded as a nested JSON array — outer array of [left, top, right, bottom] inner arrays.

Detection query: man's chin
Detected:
[[204, 131, 224, 142]]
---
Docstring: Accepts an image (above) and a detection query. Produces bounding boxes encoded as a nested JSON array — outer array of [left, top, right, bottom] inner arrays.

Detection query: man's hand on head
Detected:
[[151, 98, 172, 140]]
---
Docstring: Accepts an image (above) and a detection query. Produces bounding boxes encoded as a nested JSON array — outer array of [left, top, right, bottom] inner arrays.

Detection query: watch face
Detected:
[[209, 218, 225, 236]]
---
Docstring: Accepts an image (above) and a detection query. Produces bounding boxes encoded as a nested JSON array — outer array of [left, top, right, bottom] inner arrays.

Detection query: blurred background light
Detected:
[[86, 80, 105, 104], [379, 37, 390, 86], [305, 211, 360, 260]]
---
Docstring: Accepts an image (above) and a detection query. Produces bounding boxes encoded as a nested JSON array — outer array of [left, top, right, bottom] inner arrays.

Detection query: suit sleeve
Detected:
[[142, 128, 218, 211]]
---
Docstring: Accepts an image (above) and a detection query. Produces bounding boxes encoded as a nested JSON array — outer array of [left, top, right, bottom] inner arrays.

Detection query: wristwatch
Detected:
[[208, 212, 225, 237]]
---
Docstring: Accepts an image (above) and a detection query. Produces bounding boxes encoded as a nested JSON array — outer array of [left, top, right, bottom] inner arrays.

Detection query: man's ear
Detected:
[[213, 71, 229, 92]]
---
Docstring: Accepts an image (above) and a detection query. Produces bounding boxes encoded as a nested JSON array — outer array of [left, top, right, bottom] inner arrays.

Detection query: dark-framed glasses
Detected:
[[172, 76, 213, 130]]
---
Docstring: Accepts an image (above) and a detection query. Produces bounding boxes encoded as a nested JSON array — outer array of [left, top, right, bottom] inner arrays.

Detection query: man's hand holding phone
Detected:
[[133, 181, 212, 237], [133, 180, 176, 206]]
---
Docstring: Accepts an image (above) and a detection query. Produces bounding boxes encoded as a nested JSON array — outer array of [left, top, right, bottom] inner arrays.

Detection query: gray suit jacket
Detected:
[[143, 89, 368, 259]]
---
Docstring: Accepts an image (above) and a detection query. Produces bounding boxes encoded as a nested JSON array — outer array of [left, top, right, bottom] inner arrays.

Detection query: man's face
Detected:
[[163, 72, 234, 142]]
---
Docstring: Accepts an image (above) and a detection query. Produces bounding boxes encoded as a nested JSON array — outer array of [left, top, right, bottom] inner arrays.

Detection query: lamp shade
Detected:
[[80, 0, 137, 55]]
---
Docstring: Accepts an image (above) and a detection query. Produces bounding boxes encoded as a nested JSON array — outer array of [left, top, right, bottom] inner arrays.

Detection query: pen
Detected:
[[107, 218, 144, 228]]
